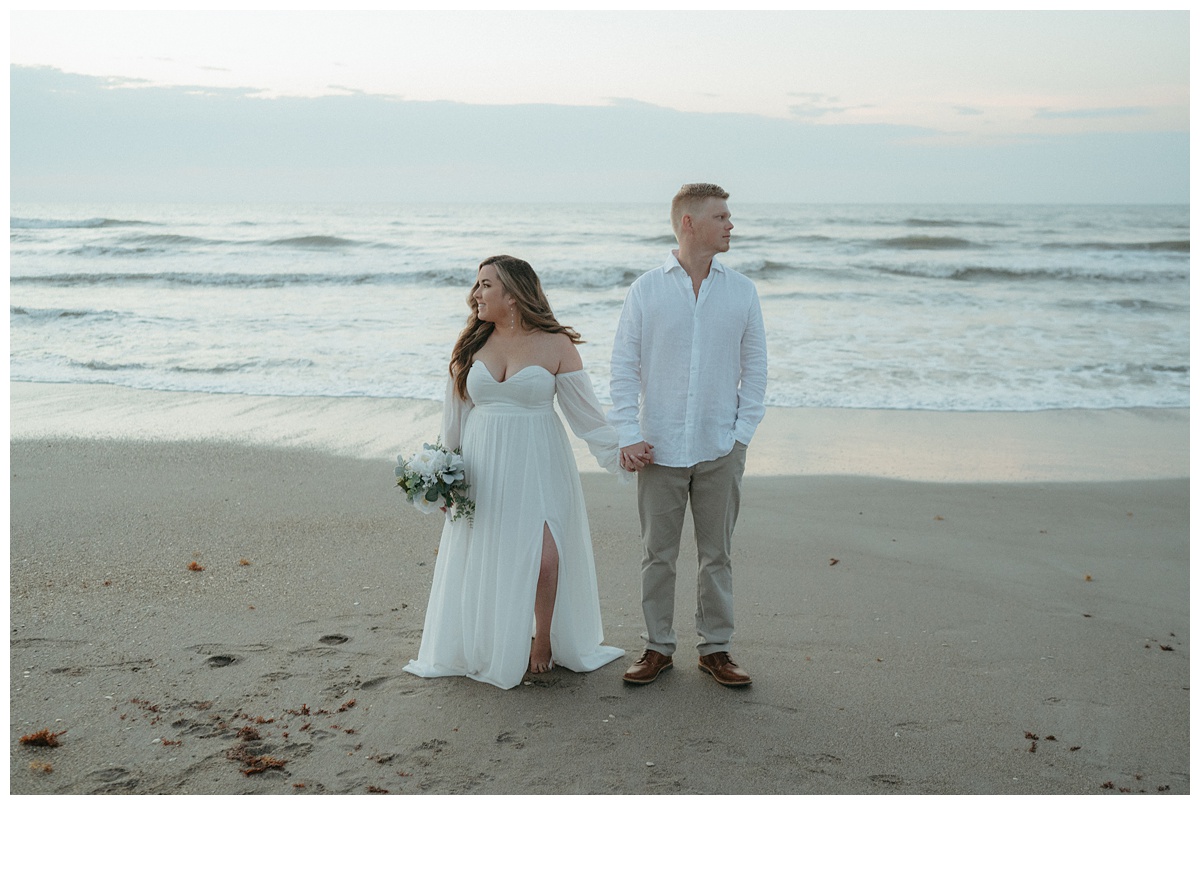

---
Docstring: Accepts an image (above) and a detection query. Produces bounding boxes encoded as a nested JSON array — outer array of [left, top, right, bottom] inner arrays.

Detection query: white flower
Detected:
[[409, 447, 440, 478], [413, 495, 444, 514], [430, 449, 452, 477]]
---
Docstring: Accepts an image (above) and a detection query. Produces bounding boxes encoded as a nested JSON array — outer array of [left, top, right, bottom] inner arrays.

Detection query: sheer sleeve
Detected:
[[441, 373, 473, 452], [555, 370, 623, 476]]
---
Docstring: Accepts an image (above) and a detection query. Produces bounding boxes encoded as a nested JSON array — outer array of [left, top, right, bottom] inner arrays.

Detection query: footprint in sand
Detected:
[[319, 634, 350, 645], [188, 642, 267, 666], [49, 666, 88, 677]]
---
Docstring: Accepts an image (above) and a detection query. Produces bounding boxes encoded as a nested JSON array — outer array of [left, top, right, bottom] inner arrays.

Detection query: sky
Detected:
[[8, 8, 1191, 204]]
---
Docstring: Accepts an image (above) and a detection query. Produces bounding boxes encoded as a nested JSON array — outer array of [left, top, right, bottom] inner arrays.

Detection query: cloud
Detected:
[[787, 92, 866, 118], [602, 97, 667, 109], [1034, 106, 1153, 120], [952, 106, 984, 116], [10, 65, 1188, 204]]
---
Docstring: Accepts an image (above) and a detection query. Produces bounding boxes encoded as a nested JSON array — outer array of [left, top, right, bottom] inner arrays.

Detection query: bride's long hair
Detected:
[[448, 255, 583, 401]]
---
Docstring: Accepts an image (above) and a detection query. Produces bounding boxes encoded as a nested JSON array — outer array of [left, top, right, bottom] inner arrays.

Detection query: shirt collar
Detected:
[[665, 251, 727, 275]]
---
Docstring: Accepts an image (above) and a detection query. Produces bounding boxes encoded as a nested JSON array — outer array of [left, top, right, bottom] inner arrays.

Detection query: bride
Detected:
[[403, 255, 626, 689]]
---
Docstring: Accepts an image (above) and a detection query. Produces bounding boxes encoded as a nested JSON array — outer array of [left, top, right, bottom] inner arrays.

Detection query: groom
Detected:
[[609, 183, 768, 687]]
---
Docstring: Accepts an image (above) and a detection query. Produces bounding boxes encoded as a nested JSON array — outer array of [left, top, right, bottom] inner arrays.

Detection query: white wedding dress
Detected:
[[403, 361, 625, 689]]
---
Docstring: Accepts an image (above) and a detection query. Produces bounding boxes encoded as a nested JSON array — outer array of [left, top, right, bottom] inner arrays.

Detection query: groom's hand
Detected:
[[620, 441, 654, 472]]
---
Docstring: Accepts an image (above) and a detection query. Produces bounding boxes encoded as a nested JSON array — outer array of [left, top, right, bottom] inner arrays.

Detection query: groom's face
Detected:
[[687, 198, 734, 254]]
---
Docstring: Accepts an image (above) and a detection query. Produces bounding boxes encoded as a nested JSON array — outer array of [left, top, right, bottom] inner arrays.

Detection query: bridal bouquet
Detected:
[[395, 441, 475, 523]]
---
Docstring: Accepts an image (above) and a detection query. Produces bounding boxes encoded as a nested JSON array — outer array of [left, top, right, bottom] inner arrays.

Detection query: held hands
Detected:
[[620, 441, 654, 472]]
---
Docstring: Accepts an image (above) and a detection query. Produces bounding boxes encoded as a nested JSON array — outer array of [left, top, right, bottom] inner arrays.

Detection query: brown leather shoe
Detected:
[[623, 650, 673, 684], [698, 652, 752, 687]]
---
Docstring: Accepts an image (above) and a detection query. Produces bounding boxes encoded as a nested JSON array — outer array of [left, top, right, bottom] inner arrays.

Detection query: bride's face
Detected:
[[474, 265, 512, 325]]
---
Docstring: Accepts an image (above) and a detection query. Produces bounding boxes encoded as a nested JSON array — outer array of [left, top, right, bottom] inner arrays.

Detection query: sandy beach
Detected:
[[8, 379, 1190, 803], [9, 9, 1192, 873]]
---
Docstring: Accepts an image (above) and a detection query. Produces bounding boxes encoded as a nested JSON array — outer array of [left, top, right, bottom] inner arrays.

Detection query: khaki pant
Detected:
[[636, 442, 747, 657]]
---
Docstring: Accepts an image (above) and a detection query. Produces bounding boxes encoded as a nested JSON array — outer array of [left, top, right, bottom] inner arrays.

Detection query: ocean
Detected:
[[9, 202, 1189, 412]]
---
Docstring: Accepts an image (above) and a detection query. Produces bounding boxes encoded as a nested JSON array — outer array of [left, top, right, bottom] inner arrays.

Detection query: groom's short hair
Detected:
[[671, 183, 730, 241]]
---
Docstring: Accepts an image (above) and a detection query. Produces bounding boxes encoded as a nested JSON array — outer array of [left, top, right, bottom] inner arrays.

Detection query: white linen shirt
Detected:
[[608, 252, 768, 468]]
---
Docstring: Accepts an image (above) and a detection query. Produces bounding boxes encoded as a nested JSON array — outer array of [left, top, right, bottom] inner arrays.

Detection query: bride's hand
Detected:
[[620, 442, 653, 471]]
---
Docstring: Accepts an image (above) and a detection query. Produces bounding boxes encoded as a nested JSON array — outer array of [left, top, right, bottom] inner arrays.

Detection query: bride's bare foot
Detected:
[[529, 636, 553, 674]]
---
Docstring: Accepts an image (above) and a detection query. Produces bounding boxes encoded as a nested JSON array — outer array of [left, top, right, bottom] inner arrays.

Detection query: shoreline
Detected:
[[8, 381, 1190, 482]]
